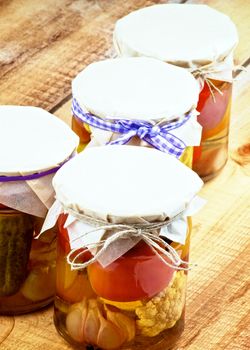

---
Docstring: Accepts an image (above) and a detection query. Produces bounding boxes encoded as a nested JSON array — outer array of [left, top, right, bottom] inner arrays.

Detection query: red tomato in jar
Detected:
[[57, 213, 93, 264], [88, 240, 175, 302], [197, 80, 232, 138], [57, 213, 71, 254], [193, 145, 202, 164]]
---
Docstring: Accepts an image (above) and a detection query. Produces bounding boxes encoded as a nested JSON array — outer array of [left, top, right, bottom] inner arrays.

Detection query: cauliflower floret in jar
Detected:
[[135, 271, 187, 337]]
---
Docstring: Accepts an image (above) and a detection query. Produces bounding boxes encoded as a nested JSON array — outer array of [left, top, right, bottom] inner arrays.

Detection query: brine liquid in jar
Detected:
[[0, 204, 57, 315], [72, 115, 91, 152], [54, 214, 191, 350], [180, 146, 193, 168], [192, 79, 232, 180]]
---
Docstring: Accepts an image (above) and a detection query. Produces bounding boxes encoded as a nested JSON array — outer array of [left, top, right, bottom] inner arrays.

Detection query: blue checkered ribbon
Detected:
[[72, 98, 190, 157]]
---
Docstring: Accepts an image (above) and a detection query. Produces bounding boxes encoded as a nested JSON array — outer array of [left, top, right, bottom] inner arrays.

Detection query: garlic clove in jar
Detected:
[[106, 309, 136, 342], [66, 298, 133, 348], [97, 316, 125, 350], [66, 299, 87, 342], [86, 299, 126, 349], [84, 299, 101, 344]]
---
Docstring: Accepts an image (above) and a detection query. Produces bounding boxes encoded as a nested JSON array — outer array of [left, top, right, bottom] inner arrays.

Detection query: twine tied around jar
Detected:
[[190, 62, 247, 102], [65, 206, 192, 272], [72, 98, 190, 158]]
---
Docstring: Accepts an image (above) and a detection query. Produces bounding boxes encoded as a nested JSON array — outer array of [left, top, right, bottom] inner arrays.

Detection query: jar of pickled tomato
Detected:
[[0, 106, 78, 314], [71, 57, 201, 168], [50, 145, 204, 350], [114, 4, 238, 180]]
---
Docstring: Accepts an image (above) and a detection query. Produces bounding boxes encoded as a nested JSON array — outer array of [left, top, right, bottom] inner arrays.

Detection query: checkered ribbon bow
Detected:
[[72, 98, 190, 157]]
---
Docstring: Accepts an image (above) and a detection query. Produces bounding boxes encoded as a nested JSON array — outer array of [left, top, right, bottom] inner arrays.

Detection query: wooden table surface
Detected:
[[0, 1, 249, 349]]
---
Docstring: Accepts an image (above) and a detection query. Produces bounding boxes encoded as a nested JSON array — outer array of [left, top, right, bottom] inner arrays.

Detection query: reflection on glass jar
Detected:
[[192, 80, 232, 180], [54, 215, 191, 350], [0, 205, 56, 315]]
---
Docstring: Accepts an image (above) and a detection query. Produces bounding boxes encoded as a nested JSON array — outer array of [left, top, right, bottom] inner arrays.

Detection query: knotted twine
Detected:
[[190, 61, 247, 102], [64, 205, 191, 272]]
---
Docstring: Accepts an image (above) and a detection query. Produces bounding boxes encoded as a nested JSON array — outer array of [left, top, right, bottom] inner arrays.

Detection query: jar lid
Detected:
[[72, 57, 199, 120], [114, 4, 238, 67], [53, 146, 203, 220], [0, 106, 79, 175]]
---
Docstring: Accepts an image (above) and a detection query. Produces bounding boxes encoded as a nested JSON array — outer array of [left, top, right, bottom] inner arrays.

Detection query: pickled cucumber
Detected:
[[0, 214, 33, 296]]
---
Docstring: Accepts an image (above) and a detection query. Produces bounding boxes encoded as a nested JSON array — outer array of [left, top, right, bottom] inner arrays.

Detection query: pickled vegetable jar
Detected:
[[49, 145, 204, 349], [71, 57, 201, 168], [0, 106, 79, 314], [0, 205, 56, 314], [114, 4, 238, 180]]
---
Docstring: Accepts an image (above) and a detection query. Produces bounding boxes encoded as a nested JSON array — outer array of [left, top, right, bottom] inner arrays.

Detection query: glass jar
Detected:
[[71, 57, 201, 168], [54, 214, 192, 350], [50, 145, 203, 350], [0, 105, 79, 314], [0, 204, 56, 315], [192, 80, 232, 180], [113, 4, 238, 180]]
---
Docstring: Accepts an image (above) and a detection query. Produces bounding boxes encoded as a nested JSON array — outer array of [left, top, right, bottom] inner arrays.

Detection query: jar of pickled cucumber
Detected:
[[71, 57, 201, 168], [48, 145, 204, 349], [114, 4, 238, 180], [0, 106, 79, 314]]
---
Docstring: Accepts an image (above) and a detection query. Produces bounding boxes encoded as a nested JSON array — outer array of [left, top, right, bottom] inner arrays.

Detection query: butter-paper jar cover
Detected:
[[46, 146, 205, 266], [0, 106, 79, 216], [53, 146, 203, 219], [72, 57, 201, 149], [73, 57, 199, 120], [114, 4, 238, 79]]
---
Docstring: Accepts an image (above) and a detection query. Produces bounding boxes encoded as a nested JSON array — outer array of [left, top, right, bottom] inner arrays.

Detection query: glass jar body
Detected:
[[71, 115, 193, 168], [0, 205, 56, 315], [192, 79, 232, 180], [54, 214, 191, 350]]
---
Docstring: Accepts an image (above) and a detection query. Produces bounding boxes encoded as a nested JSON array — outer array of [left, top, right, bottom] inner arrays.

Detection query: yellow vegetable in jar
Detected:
[[100, 298, 143, 311], [20, 264, 56, 302]]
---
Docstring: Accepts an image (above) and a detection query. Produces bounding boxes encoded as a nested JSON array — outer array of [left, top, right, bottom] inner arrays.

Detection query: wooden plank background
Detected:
[[0, 0, 249, 349]]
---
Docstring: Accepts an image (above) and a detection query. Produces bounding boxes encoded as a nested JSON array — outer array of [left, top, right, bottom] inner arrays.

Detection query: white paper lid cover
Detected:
[[0, 106, 79, 175], [53, 146, 203, 219], [114, 4, 238, 65], [72, 57, 199, 120]]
